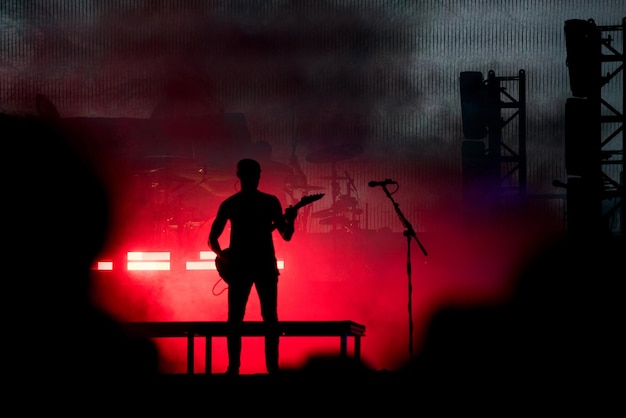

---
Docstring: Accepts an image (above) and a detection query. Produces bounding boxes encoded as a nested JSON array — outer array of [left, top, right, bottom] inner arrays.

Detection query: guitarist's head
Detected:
[[236, 158, 261, 191]]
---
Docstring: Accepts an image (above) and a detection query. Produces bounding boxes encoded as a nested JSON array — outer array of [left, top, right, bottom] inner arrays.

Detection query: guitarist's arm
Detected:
[[274, 205, 297, 242], [208, 210, 228, 257]]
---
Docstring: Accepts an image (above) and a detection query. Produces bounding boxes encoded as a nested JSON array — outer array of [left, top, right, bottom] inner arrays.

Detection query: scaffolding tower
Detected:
[[459, 69, 527, 216], [563, 17, 624, 237]]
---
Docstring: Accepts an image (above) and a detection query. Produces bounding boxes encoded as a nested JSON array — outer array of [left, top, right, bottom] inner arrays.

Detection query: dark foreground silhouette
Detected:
[[408, 231, 625, 411], [4, 113, 159, 409]]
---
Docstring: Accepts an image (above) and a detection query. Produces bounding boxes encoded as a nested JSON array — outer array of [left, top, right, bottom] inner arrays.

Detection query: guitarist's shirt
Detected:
[[211, 189, 284, 277]]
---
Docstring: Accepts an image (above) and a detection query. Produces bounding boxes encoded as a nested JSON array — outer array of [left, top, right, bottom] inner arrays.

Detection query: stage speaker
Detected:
[[565, 98, 599, 177], [462, 140, 488, 183], [460, 72, 487, 139], [564, 19, 601, 98], [460, 71, 500, 140]]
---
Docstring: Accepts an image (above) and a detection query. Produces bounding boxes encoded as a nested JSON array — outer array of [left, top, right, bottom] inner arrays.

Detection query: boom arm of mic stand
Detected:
[[382, 185, 428, 256], [401, 216, 428, 256]]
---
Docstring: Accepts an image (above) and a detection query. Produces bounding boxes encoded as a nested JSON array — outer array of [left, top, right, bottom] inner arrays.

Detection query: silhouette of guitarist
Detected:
[[208, 158, 297, 375]]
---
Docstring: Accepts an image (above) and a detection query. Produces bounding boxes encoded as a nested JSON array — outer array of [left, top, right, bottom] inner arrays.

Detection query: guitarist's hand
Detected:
[[284, 206, 298, 222], [273, 193, 324, 240], [279, 206, 297, 241]]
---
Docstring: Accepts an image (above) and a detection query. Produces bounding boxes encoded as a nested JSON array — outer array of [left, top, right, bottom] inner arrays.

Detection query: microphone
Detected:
[[368, 179, 397, 187]]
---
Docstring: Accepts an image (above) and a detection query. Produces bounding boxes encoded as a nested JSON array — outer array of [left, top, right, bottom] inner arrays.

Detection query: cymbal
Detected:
[[305, 144, 363, 163], [319, 216, 351, 225], [285, 174, 325, 191], [141, 155, 196, 164], [319, 175, 349, 180], [131, 166, 164, 175], [152, 174, 196, 184], [175, 165, 229, 179], [285, 185, 326, 191], [331, 206, 363, 215], [311, 209, 336, 218], [132, 155, 197, 174]]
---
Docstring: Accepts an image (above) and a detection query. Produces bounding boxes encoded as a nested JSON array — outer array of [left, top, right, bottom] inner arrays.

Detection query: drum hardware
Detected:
[[311, 208, 337, 218], [309, 163, 363, 231], [303, 143, 365, 232], [319, 216, 351, 226], [284, 174, 325, 192]]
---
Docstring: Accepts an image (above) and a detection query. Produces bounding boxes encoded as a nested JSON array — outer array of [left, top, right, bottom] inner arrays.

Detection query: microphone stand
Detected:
[[379, 183, 428, 364]]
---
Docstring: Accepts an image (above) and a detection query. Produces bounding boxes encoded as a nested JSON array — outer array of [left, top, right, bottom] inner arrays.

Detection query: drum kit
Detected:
[[304, 143, 364, 232], [128, 141, 365, 239]]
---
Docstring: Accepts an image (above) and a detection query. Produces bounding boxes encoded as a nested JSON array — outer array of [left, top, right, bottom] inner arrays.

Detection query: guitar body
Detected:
[[215, 247, 235, 284]]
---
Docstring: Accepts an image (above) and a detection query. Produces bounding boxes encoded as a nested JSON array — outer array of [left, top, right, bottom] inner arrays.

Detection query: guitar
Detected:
[[215, 193, 325, 284]]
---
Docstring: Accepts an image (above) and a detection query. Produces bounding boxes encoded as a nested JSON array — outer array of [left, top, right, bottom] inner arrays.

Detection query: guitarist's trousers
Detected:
[[227, 274, 280, 374]]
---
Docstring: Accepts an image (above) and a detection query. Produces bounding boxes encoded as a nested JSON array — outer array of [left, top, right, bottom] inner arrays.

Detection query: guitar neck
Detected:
[[274, 194, 324, 230]]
